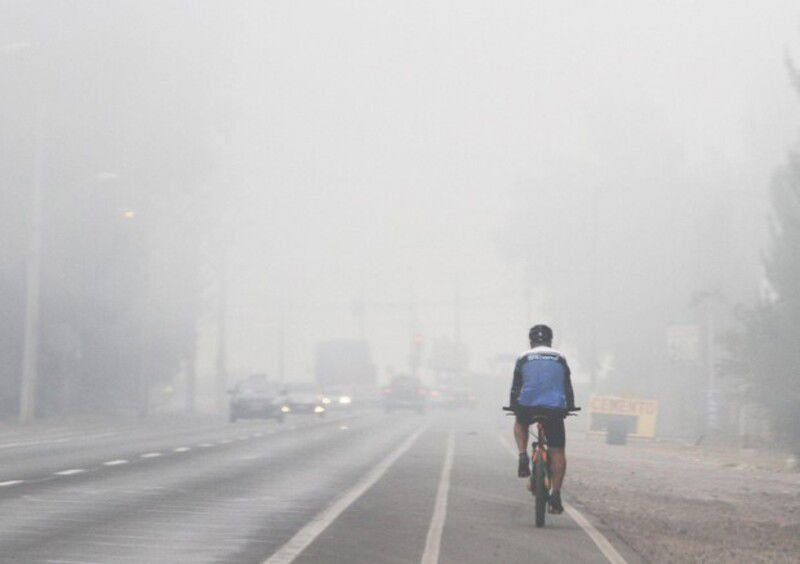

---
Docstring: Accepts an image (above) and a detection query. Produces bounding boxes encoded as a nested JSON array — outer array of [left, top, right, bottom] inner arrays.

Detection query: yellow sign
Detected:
[[587, 395, 658, 438]]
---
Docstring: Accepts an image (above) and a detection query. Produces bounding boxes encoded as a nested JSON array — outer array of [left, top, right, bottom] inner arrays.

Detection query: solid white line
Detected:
[[497, 433, 627, 564], [420, 430, 455, 564], [103, 459, 128, 466], [0, 480, 24, 486], [173, 446, 191, 452], [263, 424, 429, 564], [141, 452, 162, 458], [563, 505, 627, 564], [54, 469, 85, 476]]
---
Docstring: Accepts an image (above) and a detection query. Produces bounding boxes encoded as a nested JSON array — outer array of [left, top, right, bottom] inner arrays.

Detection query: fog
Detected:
[[2, 1, 800, 438]]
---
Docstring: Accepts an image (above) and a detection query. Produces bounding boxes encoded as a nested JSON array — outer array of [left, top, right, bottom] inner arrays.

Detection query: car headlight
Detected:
[[322, 397, 332, 405], [281, 405, 291, 413], [314, 406, 325, 413], [338, 396, 352, 405]]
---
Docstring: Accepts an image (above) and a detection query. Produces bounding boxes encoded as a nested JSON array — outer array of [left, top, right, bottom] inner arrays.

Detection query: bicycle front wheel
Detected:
[[533, 457, 547, 528]]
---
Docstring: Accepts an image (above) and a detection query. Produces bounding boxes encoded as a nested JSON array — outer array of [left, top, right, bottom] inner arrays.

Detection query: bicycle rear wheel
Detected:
[[533, 457, 547, 527]]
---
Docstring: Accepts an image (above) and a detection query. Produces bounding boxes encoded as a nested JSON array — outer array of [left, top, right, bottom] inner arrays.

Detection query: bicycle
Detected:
[[503, 406, 580, 528]]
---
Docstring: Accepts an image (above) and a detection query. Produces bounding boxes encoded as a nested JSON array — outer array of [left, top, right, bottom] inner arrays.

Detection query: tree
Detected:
[[725, 55, 800, 448], [0, 3, 229, 418]]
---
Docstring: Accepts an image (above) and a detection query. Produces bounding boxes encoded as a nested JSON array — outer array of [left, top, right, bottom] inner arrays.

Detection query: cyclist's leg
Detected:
[[513, 419, 529, 453], [549, 448, 566, 490], [514, 410, 533, 478], [543, 418, 567, 491]]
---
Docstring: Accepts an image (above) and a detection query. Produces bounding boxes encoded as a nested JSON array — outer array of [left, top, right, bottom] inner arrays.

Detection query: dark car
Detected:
[[228, 376, 288, 423], [383, 375, 427, 414]]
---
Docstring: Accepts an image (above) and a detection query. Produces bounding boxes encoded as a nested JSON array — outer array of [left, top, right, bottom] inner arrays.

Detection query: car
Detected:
[[321, 386, 356, 410], [382, 375, 427, 414], [283, 382, 327, 416], [429, 385, 477, 410], [228, 375, 288, 423]]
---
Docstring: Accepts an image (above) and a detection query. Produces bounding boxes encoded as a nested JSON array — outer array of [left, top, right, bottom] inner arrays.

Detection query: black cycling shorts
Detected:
[[514, 407, 566, 448]]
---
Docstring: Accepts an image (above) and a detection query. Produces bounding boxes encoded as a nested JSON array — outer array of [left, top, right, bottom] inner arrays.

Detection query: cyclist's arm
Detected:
[[562, 359, 576, 410], [509, 357, 524, 408]]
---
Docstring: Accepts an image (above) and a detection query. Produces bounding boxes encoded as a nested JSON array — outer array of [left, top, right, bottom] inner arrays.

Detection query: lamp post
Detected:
[[5, 41, 43, 423], [18, 101, 44, 423]]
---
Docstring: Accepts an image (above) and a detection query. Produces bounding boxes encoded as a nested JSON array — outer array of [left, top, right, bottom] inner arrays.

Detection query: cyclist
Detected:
[[509, 324, 575, 514]]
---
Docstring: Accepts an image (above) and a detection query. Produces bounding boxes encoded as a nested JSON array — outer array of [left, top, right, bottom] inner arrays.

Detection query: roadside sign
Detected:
[[588, 395, 658, 438]]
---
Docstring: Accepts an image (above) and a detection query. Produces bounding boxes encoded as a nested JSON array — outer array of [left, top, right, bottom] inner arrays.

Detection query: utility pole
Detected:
[[215, 238, 229, 412], [278, 296, 286, 385], [137, 211, 151, 419], [453, 277, 462, 344], [409, 283, 421, 377], [19, 98, 45, 423], [185, 326, 197, 413], [588, 185, 600, 393]]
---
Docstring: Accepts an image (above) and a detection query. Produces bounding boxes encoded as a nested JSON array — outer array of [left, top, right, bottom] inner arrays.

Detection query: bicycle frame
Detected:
[[502, 405, 580, 528], [530, 420, 550, 491]]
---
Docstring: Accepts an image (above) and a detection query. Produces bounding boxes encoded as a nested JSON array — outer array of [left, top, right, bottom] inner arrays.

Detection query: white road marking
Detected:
[[497, 433, 627, 564], [0, 432, 116, 450], [103, 459, 128, 466], [54, 469, 85, 476], [219, 439, 233, 444], [0, 480, 24, 486], [140, 452, 162, 458], [263, 424, 430, 564], [252, 432, 264, 437], [198, 443, 214, 448], [421, 429, 455, 564], [173, 446, 191, 452], [564, 504, 628, 564], [46, 559, 103, 564]]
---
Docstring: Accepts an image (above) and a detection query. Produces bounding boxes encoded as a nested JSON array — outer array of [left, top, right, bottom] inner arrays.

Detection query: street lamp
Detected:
[[4, 41, 44, 422]]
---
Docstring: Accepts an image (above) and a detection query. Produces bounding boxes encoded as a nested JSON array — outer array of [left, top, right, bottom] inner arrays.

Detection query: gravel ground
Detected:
[[567, 434, 800, 563]]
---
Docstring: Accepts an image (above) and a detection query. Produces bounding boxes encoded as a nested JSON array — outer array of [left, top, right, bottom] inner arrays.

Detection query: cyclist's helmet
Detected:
[[528, 324, 553, 345]]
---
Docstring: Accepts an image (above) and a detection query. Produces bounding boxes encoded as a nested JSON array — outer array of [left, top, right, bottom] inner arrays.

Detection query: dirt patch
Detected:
[[567, 435, 800, 563]]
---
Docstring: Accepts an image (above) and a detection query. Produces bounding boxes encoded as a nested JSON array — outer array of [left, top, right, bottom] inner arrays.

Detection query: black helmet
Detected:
[[528, 324, 553, 345]]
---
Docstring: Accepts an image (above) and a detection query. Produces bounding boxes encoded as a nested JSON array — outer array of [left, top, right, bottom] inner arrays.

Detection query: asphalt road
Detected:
[[0, 410, 641, 563]]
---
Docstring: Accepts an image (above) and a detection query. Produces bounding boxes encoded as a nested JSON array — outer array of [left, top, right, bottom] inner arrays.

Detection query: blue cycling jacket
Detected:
[[510, 346, 574, 410]]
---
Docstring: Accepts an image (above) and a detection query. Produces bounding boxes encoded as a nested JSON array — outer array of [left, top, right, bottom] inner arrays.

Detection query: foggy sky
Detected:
[[4, 1, 800, 397], [218, 1, 800, 385]]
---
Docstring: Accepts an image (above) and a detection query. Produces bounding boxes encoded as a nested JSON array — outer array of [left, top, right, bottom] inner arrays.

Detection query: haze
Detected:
[[3, 2, 800, 563]]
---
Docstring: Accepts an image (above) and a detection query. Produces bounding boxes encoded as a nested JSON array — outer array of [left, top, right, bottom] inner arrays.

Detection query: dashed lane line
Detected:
[[103, 459, 129, 466], [45, 558, 106, 564], [263, 424, 430, 564], [420, 429, 455, 564], [0, 431, 117, 451], [3, 414, 367, 490], [497, 432, 628, 564]]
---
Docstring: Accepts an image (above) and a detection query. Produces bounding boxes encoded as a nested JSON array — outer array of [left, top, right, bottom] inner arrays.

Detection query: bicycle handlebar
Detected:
[[502, 406, 581, 415]]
